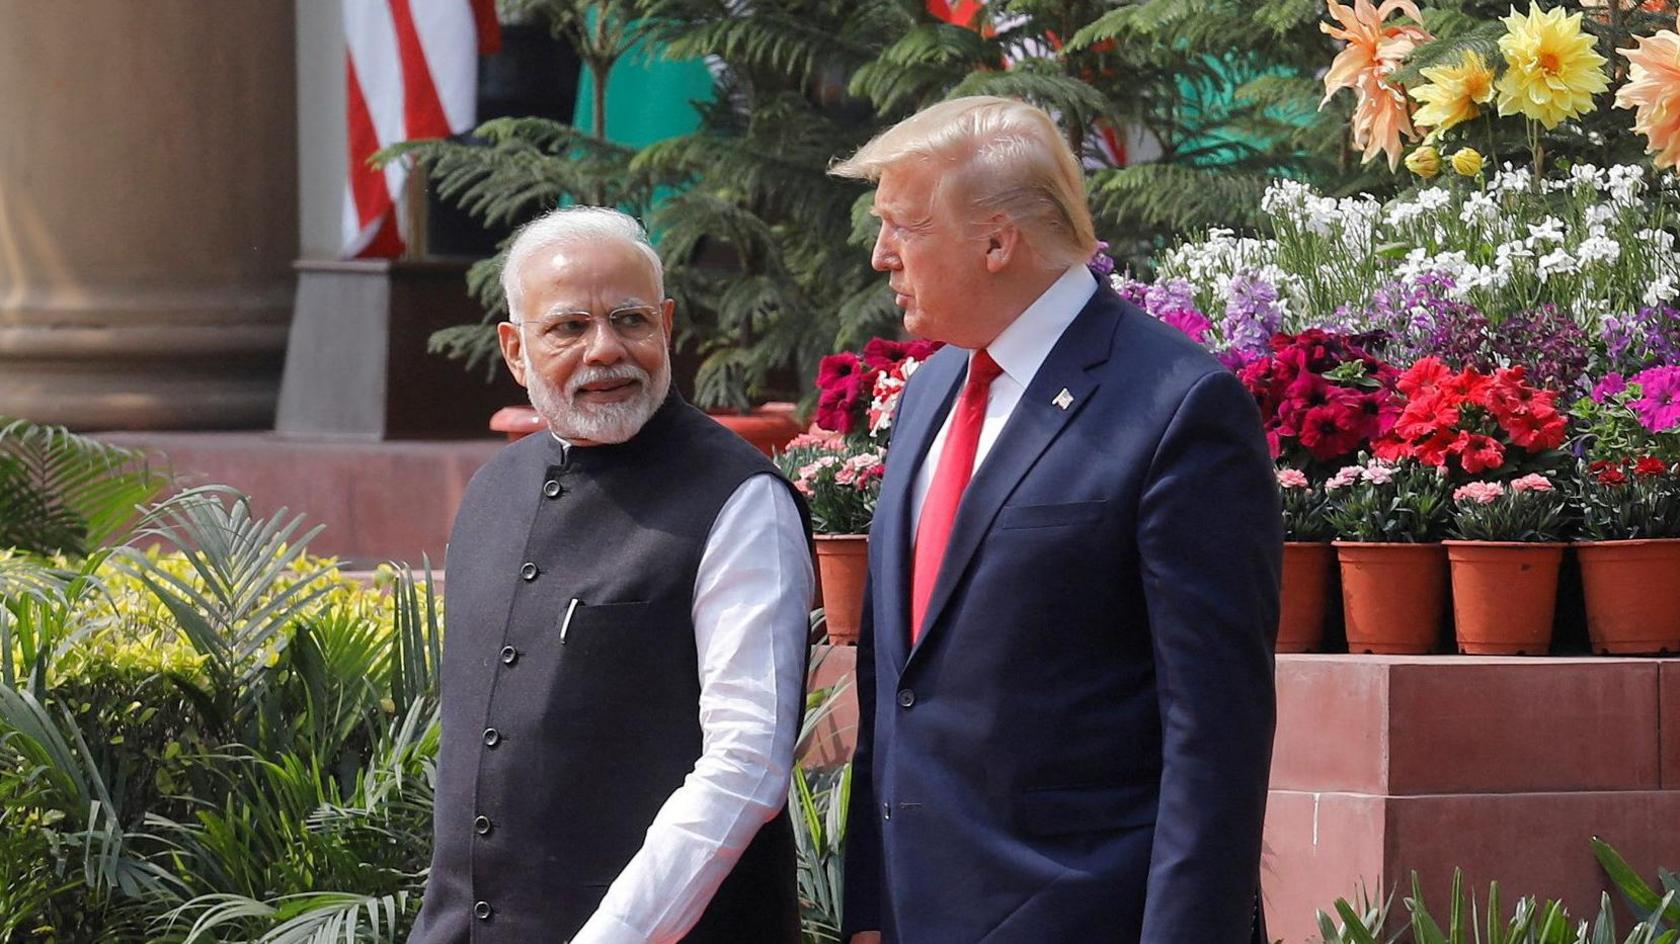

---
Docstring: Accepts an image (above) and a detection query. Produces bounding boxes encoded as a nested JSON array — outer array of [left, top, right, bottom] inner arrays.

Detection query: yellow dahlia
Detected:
[[1412, 51, 1497, 137], [1495, 3, 1610, 129], [1321, 0, 1434, 170], [1616, 15, 1680, 169]]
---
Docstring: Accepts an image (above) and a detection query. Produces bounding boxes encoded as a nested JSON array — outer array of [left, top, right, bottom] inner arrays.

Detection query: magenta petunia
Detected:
[[1631, 366, 1680, 432]]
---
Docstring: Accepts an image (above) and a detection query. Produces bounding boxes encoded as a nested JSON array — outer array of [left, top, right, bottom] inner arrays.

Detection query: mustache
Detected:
[[568, 364, 649, 395]]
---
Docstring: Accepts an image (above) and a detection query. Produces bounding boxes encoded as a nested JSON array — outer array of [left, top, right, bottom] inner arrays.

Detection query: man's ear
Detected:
[[661, 298, 676, 340], [497, 321, 529, 388], [982, 217, 1022, 274]]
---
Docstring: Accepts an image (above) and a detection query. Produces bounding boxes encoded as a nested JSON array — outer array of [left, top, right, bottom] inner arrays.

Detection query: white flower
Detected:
[[1644, 275, 1677, 307], [1416, 188, 1452, 212], [1585, 203, 1617, 227], [1577, 235, 1621, 267], [1492, 164, 1532, 194], [1639, 228, 1677, 253], [1526, 217, 1566, 245], [1569, 163, 1607, 191], [1459, 192, 1499, 227], [1361, 464, 1395, 485], [1608, 164, 1647, 205], [1536, 249, 1578, 281]]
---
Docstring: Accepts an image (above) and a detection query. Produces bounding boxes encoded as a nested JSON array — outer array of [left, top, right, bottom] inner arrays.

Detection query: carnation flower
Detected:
[[1277, 468, 1310, 489], [1362, 463, 1396, 485], [1495, 3, 1610, 129], [1510, 473, 1554, 492], [1326, 465, 1364, 490], [1635, 456, 1670, 477], [1453, 481, 1506, 503]]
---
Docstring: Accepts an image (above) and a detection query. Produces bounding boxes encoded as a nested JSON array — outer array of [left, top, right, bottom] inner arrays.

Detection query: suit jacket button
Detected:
[[543, 479, 563, 499], [474, 900, 493, 920], [500, 646, 518, 665], [519, 562, 539, 581], [482, 727, 501, 747], [897, 689, 915, 708], [474, 814, 493, 835]]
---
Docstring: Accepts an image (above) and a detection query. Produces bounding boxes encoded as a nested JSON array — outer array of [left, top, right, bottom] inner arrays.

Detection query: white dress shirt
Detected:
[[910, 263, 1097, 527], [545, 442, 811, 944]]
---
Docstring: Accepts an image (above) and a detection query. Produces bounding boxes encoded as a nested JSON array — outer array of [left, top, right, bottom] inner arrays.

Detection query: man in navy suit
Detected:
[[830, 96, 1281, 943]]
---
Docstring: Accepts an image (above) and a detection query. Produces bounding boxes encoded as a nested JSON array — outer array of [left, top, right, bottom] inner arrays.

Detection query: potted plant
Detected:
[[1324, 458, 1452, 654], [1277, 466, 1335, 653], [1443, 474, 1570, 655], [781, 337, 941, 644], [775, 434, 882, 646], [1568, 368, 1680, 654], [1571, 455, 1680, 654]]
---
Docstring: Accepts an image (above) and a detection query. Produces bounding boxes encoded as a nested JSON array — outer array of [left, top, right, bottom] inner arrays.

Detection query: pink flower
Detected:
[[1276, 468, 1310, 489], [1510, 473, 1554, 493], [1361, 463, 1395, 485], [1452, 481, 1505, 504], [1326, 465, 1363, 490]]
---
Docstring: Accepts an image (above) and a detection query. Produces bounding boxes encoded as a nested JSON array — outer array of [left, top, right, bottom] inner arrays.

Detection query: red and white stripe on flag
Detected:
[[343, 0, 501, 259]]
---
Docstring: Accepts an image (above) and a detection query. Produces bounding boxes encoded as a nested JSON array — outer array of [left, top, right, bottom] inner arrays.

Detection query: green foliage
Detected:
[[1324, 460, 1453, 543], [0, 418, 170, 557], [1316, 867, 1678, 944], [1571, 460, 1680, 541], [1593, 837, 1680, 935], [1280, 476, 1334, 542], [1448, 485, 1570, 542]]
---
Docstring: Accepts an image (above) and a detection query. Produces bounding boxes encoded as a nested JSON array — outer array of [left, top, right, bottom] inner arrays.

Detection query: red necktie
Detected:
[[911, 350, 1004, 643]]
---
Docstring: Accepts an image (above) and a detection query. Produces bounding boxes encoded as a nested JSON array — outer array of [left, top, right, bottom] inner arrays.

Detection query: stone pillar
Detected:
[[0, 1, 298, 429]]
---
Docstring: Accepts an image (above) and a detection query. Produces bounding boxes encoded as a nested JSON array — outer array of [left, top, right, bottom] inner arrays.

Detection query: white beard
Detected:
[[522, 348, 671, 444]]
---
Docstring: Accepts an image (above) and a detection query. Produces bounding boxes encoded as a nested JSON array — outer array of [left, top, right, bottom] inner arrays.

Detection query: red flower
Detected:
[[1456, 432, 1506, 474], [1414, 429, 1462, 468], [1398, 357, 1454, 397], [1591, 459, 1630, 486], [1503, 408, 1567, 451], [1298, 396, 1366, 461], [817, 352, 867, 390], [1636, 456, 1669, 477], [860, 338, 942, 370], [814, 371, 868, 435]]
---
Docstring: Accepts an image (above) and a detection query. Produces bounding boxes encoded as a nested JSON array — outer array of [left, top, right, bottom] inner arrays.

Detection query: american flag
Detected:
[[343, 0, 500, 258]]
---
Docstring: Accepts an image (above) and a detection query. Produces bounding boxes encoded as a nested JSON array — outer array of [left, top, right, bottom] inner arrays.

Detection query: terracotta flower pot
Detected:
[[813, 534, 868, 646], [1334, 542, 1449, 655], [1443, 541, 1564, 655], [1574, 539, 1680, 655], [1277, 542, 1334, 653], [706, 402, 803, 457], [488, 402, 804, 455]]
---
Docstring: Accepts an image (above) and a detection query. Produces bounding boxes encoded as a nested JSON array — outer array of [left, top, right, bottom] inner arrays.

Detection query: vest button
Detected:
[[474, 900, 493, 920], [474, 814, 493, 835], [482, 727, 501, 747], [882, 802, 892, 820], [897, 689, 915, 708], [500, 646, 518, 665], [543, 479, 563, 499], [519, 562, 539, 581]]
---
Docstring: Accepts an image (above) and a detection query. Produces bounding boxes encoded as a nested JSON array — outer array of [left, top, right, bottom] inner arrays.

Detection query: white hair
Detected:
[[501, 206, 665, 321]]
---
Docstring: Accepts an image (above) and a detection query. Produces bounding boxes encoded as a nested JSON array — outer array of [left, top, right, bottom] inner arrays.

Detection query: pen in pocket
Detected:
[[560, 597, 579, 644]]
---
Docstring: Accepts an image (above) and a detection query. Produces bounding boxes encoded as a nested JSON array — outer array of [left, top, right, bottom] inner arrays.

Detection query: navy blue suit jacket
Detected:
[[841, 286, 1281, 943]]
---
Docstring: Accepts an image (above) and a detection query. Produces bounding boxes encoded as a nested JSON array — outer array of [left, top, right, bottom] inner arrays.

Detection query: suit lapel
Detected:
[[874, 347, 964, 675], [907, 292, 1123, 666]]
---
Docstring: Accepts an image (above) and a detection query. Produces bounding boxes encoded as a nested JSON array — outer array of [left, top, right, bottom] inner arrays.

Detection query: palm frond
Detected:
[[0, 417, 171, 556]]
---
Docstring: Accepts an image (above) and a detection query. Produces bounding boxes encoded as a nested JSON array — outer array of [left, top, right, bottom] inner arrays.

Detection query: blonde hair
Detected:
[[830, 96, 1097, 268]]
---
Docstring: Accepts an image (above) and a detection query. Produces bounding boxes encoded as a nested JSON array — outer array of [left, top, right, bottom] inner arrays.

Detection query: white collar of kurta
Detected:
[[981, 263, 1097, 388]]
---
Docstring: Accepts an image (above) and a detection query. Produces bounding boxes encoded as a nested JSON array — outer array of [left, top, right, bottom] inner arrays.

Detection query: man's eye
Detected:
[[549, 318, 590, 338], [614, 311, 650, 328]]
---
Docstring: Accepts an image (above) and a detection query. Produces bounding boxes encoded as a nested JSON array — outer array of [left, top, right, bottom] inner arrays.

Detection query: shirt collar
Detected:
[[983, 264, 1097, 387]]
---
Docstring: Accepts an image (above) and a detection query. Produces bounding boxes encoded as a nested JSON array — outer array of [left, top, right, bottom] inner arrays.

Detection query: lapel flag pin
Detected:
[[1053, 388, 1074, 410]]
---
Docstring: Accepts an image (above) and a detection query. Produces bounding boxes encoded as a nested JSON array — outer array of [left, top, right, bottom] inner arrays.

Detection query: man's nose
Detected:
[[581, 319, 628, 364], [871, 227, 898, 273]]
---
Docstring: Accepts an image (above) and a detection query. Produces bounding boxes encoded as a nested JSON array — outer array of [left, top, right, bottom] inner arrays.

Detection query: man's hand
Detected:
[[849, 933, 882, 944]]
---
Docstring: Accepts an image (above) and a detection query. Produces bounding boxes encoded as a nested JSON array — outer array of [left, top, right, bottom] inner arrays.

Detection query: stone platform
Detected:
[[802, 648, 1680, 942], [96, 431, 505, 567]]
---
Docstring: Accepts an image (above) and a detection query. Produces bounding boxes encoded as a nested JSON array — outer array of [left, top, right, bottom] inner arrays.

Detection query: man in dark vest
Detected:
[[409, 206, 812, 944]]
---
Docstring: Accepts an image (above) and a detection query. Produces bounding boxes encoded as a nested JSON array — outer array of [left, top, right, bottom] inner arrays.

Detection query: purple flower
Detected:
[[1602, 307, 1680, 374], [1218, 347, 1260, 372], [1222, 273, 1285, 355], [1631, 365, 1680, 432], [1351, 273, 1489, 367], [1488, 304, 1590, 394], [1087, 241, 1116, 277], [1144, 278, 1213, 344], [1113, 275, 1150, 307], [1591, 372, 1628, 403]]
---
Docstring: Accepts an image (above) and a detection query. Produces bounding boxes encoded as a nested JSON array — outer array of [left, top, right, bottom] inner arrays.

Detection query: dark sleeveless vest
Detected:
[[410, 392, 806, 944]]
